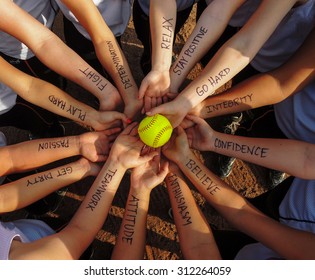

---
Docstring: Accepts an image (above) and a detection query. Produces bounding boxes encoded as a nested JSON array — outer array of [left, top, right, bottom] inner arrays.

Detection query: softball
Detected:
[[138, 114, 173, 148]]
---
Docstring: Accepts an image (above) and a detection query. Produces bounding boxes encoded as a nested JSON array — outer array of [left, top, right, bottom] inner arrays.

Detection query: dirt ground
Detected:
[[1, 5, 271, 260]]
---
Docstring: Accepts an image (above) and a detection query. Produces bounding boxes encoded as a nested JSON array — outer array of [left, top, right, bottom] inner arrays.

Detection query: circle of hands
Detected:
[[88, 67, 215, 185]]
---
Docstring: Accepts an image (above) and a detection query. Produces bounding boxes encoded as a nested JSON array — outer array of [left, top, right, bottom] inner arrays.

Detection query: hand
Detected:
[[162, 126, 190, 163], [79, 128, 121, 162], [146, 99, 189, 128], [123, 98, 143, 122], [109, 122, 159, 169], [98, 84, 123, 111], [138, 70, 171, 99], [131, 151, 169, 191], [184, 115, 214, 151], [91, 110, 130, 131], [76, 158, 102, 177], [143, 95, 168, 115]]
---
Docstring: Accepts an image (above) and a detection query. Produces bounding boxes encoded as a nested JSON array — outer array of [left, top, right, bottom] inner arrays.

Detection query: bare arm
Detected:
[[149, 0, 299, 127], [185, 115, 315, 180], [0, 158, 98, 214], [163, 127, 315, 259], [191, 26, 315, 119], [8, 123, 158, 260], [0, 130, 119, 176], [111, 154, 168, 259], [0, 57, 128, 131], [170, 0, 245, 93], [165, 163, 221, 259], [60, 0, 142, 119], [0, 0, 121, 111]]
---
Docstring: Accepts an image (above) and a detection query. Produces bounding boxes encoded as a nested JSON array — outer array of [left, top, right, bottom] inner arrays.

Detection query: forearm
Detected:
[[173, 150, 315, 259], [1, 136, 81, 175], [197, 73, 282, 118], [210, 131, 315, 179], [0, 158, 91, 213], [64, 158, 126, 257], [170, 0, 243, 92], [95, 39, 139, 103], [150, 0, 176, 72], [165, 170, 221, 259], [111, 187, 151, 260]]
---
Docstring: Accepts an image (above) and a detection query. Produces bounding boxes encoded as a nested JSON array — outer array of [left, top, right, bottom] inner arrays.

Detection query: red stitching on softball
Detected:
[[152, 125, 172, 147], [138, 115, 159, 133]]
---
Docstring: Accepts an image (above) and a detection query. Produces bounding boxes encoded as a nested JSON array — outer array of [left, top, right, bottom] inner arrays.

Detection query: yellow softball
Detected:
[[138, 114, 173, 148]]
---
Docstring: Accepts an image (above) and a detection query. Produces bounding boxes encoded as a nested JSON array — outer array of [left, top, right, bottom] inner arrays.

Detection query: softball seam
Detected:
[[152, 125, 172, 147], [138, 115, 158, 134]]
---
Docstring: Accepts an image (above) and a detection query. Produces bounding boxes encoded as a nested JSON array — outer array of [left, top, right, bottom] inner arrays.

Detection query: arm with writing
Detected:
[[0, 129, 120, 176], [148, 0, 299, 128], [165, 162, 221, 259], [163, 127, 315, 259], [190, 26, 315, 119], [8, 123, 159, 259], [111, 153, 168, 259], [0, 158, 99, 214], [0, 57, 128, 131], [138, 0, 176, 113], [170, 0, 245, 93], [60, 0, 142, 120], [185, 115, 315, 180], [0, 0, 121, 112]]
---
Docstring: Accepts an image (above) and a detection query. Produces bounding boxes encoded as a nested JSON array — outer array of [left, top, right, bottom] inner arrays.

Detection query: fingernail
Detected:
[[126, 118, 132, 124]]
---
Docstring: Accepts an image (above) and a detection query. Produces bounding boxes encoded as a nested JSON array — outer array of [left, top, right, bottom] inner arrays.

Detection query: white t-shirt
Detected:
[[55, 0, 133, 38], [0, 0, 58, 60], [137, 0, 198, 16], [0, 219, 55, 260], [235, 178, 315, 260]]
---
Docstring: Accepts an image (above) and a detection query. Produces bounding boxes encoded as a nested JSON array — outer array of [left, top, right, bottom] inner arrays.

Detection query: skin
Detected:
[[165, 162, 221, 259], [186, 25, 315, 119], [0, 129, 120, 213], [0, 57, 129, 131], [7, 123, 159, 259], [111, 152, 169, 259], [147, 0, 303, 128], [60, 0, 143, 120], [162, 127, 315, 259], [0, 0, 122, 112], [138, 0, 177, 113]]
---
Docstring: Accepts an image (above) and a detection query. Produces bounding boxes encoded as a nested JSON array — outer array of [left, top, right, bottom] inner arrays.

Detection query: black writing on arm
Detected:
[[195, 68, 231, 97], [172, 26, 208, 75], [121, 195, 140, 245], [167, 174, 192, 226], [214, 138, 269, 158], [26, 166, 73, 187], [161, 17, 174, 50], [185, 159, 220, 196], [48, 95, 87, 121], [106, 41, 133, 90], [86, 169, 117, 211], [79, 67, 108, 91], [38, 139, 70, 152], [205, 93, 253, 115]]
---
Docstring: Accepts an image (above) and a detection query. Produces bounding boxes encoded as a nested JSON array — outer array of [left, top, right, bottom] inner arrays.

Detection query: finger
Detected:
[[186, 114, 206, 125], [122, 122, 138, 135], [180, 118, 195, 129], [138, 79, 149, 99], [156, 96, 163, 107], [144, 96, 152, 113], [162, 95, 169, 103], [151, 96, 157, 109], [129, 123, 140, 136], [104, 127, 122, 136]]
